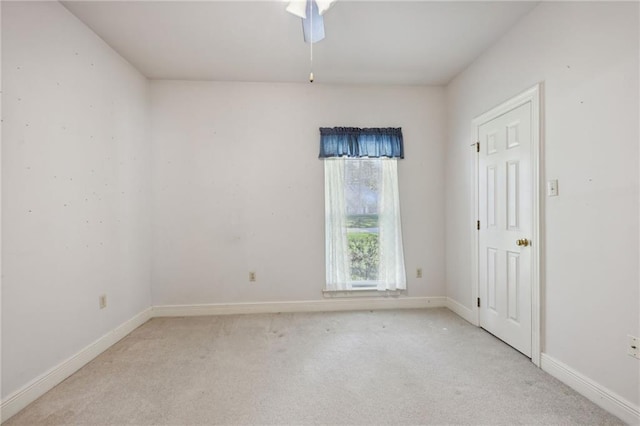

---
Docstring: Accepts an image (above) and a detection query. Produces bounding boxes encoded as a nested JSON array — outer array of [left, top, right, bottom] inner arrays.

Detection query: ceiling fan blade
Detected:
[[302, 0, 325, 43], [315, 0, 336, 16], [286, 0, 307, 19]]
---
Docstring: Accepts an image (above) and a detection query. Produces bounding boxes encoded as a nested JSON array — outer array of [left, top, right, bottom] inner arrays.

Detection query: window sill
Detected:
[[322, 289, 406, 298]]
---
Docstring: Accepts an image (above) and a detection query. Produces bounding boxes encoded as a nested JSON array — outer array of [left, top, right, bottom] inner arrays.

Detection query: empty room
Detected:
[[1, 0, 639, 424]]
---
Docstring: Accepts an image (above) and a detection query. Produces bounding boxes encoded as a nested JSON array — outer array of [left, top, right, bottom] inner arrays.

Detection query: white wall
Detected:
[[151, 81, 445, 305], [445, 1, 639, 407], [2, 1, 151, 399]]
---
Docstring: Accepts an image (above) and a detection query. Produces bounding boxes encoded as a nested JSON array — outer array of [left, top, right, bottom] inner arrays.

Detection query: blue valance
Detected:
[[319, 127, 404, 159]]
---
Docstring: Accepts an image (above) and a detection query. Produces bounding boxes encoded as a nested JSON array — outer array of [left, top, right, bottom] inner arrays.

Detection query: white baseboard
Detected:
[[540, 353, 640, 425], [152, 296, 447, 317], [446, 297, 478, 326], [1, 308, 152, 423]]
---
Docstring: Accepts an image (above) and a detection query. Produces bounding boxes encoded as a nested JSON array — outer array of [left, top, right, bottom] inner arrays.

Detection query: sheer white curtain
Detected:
[[377, 158, 407, 291], [324, 158, 350, 291]]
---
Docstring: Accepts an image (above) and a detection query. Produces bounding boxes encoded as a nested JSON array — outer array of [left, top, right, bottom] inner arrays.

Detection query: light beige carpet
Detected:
[[5, 308, 622, 425]]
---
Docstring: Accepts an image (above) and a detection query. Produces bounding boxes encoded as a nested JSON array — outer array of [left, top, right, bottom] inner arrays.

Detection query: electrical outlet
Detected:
[[249, 271, 256, 282], [416, 268, 423, 278], [99, 294, 107, 309], [628, 335, 639, 359]]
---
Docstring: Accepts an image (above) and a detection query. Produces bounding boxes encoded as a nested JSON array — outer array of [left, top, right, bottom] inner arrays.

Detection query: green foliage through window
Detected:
[[348, 231, 379, 281]]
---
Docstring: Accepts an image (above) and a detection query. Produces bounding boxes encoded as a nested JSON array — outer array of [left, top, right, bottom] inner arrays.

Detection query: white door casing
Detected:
[[471, 84, 542, 365]]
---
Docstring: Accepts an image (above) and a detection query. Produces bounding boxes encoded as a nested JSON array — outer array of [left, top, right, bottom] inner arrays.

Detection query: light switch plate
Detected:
[[628, 335, 639, 359], [547, 179, 559, 197]]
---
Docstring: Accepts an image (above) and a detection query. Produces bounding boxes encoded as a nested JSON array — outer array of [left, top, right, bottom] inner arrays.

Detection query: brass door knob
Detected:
[[516, 238, 530, 247]]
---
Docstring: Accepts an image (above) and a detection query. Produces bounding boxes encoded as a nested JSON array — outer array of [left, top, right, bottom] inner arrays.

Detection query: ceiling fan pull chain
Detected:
[[309, 0, 314, 83]]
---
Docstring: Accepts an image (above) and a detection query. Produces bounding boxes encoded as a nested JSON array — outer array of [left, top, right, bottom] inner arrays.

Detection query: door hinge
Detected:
[[477, 297, 481, 308], [477, 220, 480, 230], [476, 142, 480, 153]]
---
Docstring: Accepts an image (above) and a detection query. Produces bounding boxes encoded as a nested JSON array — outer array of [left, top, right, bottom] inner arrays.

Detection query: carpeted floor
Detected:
[[5, 308, 622, 425]]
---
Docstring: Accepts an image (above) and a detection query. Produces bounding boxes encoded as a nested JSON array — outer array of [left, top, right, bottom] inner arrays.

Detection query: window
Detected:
[[345, 158, 380, 286], [320, 127, 406, 292]]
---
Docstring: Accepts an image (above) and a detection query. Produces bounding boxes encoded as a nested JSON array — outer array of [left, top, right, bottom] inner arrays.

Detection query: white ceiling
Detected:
[[62, 1, 538, 85]]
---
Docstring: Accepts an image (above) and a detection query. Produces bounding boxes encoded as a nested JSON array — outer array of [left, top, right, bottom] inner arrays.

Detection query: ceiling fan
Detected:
[[286, 0, 337, 43], [286, 0, 337, 82]]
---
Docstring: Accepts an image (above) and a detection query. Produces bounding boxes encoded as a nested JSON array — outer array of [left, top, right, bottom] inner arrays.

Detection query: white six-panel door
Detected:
[[478, 101, 533, 357]]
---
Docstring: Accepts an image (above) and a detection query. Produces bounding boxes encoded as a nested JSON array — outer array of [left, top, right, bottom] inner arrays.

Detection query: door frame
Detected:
[[470, 83, 544, 366]]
